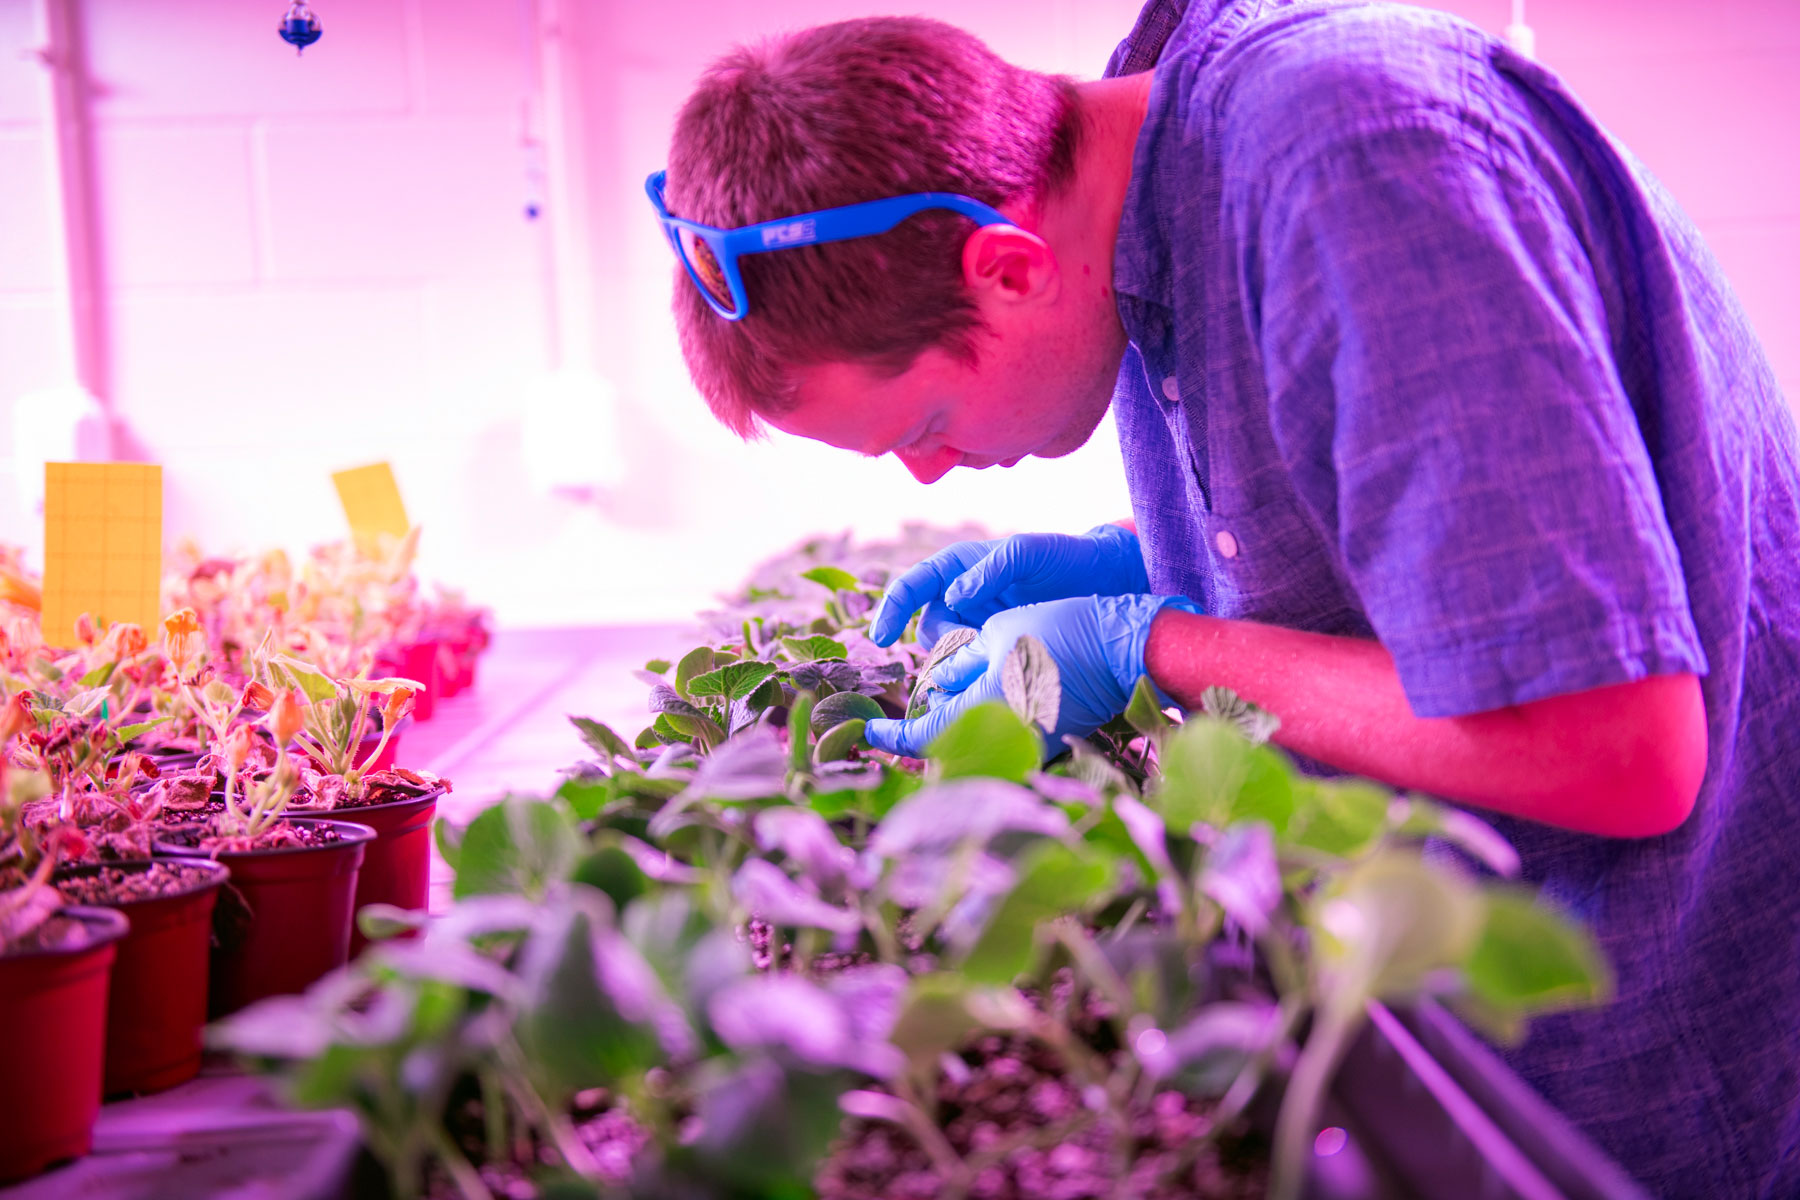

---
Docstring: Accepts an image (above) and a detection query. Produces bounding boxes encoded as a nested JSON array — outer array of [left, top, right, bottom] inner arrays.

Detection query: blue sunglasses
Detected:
[[645, 169, 1013, 321]]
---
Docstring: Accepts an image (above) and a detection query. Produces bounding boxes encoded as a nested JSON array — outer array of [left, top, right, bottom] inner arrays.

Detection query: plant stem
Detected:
[[1269, 997, 1363, 1200], [424, 1122, 494, 1200], [892, 1075, 966, 1184]]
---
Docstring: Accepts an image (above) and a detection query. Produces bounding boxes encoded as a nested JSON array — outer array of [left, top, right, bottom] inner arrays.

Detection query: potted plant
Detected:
[[0, 698, 130, 1182], [54, 856, 230, 1096], [153, 679, 375, 1016], [261, 653, 447, 954]]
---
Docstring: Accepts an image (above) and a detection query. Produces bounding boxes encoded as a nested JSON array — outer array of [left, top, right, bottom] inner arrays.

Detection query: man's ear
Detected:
[[962, 224, 1059, 307]]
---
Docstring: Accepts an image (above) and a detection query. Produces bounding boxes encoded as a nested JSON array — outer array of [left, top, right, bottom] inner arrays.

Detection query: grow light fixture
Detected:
[[278, 2, 321, 55]]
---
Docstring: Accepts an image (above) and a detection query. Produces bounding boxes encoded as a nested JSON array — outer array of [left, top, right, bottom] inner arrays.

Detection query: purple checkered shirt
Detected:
[[1105, 1, 1800, 1193]]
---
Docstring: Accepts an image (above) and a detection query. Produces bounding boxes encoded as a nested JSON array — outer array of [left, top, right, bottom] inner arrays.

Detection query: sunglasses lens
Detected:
[[678, 228, 739, 316]]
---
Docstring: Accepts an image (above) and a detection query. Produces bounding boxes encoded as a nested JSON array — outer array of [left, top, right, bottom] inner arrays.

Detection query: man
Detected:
[[648, 2, 1800, 1193]]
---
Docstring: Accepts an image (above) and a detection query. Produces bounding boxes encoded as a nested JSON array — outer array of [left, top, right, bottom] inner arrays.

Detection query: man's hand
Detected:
[[864, 593, 1197, 757], [868, 524, 1155, 647]]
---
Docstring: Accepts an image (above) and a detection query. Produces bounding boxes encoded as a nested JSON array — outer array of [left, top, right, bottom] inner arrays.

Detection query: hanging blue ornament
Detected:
[[279, 2, 322, 55]]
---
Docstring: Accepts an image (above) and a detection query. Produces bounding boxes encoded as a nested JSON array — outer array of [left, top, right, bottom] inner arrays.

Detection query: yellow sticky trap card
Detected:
[[332, 462, 411, 539], [42, 462, 164, 648]]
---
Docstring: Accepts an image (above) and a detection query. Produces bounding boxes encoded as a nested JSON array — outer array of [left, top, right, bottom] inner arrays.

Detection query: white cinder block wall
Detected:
[[0, 0, 1794, 627]]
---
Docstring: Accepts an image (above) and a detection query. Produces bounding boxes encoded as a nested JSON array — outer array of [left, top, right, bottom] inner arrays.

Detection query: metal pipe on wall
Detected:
[[33, 0, 112, 452]]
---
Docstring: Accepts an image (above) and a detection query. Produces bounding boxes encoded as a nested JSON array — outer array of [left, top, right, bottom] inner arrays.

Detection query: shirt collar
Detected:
[[1106, 0, 1291, 313]]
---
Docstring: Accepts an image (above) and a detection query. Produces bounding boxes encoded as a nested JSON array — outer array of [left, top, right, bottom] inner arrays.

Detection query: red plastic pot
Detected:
[[55, 859, 230, 1097], [358, 714, 408, 775], [0, 905, 129, 1182], [342, 788, 442, 957], [156, 818, 375, 1017], [399, 639, 441, 721]]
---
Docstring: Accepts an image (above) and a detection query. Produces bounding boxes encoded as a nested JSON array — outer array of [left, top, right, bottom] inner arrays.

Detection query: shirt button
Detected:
[[1162, 376, 1180, 402], [1215, 530, 1239, 558]]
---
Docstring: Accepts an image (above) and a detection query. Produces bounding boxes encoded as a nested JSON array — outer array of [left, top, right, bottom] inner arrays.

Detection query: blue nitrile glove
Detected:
[[867, 524, 1153, 648], [864, 593, 1200, 759]]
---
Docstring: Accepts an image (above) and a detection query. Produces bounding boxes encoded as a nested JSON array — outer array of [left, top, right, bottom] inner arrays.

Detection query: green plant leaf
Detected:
[[113, 716, 171, 745], [1285, 779, 1391, 858], [572, 843, 651, 915], [1199, 686, 1281, 744], [77, 660, 117, 688], [514, 905, 661, 1097], [745, 676, 786, 714], [674, 646, 716, 701], [780, 635, 848, 662], [356, 903, 428, 941], [800, 566, 859, 593], [887, 974, 1022, 1074], [556, 777, 611, 820], [1122, 675, 1172, 744], [634, 725, 661, 750], [1311, 850, 1485, 999], [662, 710, 726, 751], [1465, 889, 1611, 1013], [452, 796, 582, 901], [787, 692, 815, 774], [813, 719, 867, 765], [809, 690, 885, 737], [1152, 718, 1294, 834], [644, 658, 672, 674], [928, 701, 1040, 783], [999, 634, 1060, 735], [267, 654, 339, 704], [959, 841, 1114, 984], [687, 660, 779, 703], [909, 626, 977, 715], [434, 814, 465, 871], [570, 716, 634, 762]]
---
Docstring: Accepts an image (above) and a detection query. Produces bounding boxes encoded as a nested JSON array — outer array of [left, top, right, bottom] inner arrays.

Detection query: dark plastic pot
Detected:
[[340, 788, 442, 957], [0, 905, 129, 1183], [1308, 999, 1649, 1200], [155, 818, 376, 1018], [54, 858, 230, 1098]]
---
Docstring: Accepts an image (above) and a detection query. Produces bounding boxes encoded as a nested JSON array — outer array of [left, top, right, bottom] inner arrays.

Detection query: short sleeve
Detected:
[[1252, 117, 1707, 716]]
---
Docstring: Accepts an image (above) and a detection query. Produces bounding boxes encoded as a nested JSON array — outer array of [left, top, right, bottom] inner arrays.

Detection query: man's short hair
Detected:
[[666, 17, 1081, 437]]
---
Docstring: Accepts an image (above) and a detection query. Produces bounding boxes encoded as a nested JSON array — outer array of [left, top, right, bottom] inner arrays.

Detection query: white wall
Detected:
[[1, 0, 1795, 627]]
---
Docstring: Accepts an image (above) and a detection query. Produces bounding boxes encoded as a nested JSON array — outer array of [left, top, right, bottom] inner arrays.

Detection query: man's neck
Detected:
[[1038, 72, 1155, 297]]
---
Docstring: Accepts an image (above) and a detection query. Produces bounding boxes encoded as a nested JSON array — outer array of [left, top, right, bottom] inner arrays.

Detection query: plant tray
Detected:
[[1314, 1000, 1650, 1200]]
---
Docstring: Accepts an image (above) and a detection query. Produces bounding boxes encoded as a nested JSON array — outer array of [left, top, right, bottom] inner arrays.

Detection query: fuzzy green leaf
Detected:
[[1466, 889, 1611, 1013], [1199, 686, 1281, 744], [1285, 779, 1391, 858], [674, 647, 716, 701], [452, 797, 581, 901], [1152, 718, 1294, 835], [644, 658, 672, 674], [113, 716, 171, 745], [780, 635, 848, 663], [787, 692, 816, 774], [77, 660, 118, 688], [999, 634, 1060, 735], [570, 716, 635, 762], [687, 660, 779, 703], [960, 842, 1114, 984], [809, 691, 885, 737], [800, 566, 859, 593], [813, 719, 868, 765], [1122, 675, 1172, 743], [268, 655, 339, 705], [928, 701, 1040, 784]]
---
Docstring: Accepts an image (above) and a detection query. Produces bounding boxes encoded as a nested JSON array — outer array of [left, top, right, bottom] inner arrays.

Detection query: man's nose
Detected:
[[895, 444, 959, 485]]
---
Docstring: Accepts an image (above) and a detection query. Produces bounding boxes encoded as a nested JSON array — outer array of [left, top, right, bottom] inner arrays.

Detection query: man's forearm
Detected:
[[1143, 609, 1706, 837]]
